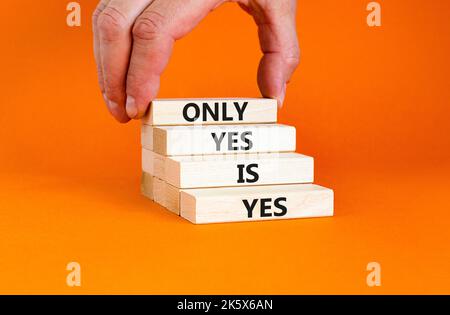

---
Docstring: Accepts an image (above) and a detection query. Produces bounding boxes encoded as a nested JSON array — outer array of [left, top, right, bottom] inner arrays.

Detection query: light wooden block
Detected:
[[141, 170, 181, 214], [180, 184, 333, 224], [164, 182, 182, 215], [153, 176, 166, 207], [142, 98, 277, 126], [141, 148, 165, 179], [148, 174, 181, 215], [141, 148, 155, 175], [164, 152, 314, 188], [149, 124, 296, 156], [141, 125, 153, 150], [140, 172, 154, 200]]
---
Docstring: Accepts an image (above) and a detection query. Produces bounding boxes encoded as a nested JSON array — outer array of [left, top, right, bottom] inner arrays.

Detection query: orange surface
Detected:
[[0, 0, 449, 294]]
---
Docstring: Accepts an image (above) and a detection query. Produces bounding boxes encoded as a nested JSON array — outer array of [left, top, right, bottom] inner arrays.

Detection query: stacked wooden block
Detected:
[[141, 98, 334, 224]]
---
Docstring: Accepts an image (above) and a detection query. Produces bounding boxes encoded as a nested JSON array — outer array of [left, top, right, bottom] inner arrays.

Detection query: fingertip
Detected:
[[126, 95, 138, 119], [104, 96, 130, 123], [133, 108, 147, 120], [257, 54, 292, 109], [113, 114, 131, 124], [277, 82, 287, 108], [126, 95, 150, 120]]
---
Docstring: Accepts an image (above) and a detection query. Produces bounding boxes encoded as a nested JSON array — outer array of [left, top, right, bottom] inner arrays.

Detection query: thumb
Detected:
[[242, 0, 300, 107]]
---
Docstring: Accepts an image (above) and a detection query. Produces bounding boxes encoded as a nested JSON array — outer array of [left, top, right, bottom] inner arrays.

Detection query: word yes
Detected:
[[243, 197, 287, 218], [211, 131, 252, 151]]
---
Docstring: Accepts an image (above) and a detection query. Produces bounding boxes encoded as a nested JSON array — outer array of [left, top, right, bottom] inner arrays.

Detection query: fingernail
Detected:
[[126, 95, 138, 118], [103, 94, 118, 113], [278, 83, 287, 108], [108, 99, 119, 113]]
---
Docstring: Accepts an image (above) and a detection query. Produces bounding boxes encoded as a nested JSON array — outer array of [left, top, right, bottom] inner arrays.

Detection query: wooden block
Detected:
[[141, 98, 277, 126], [141, 125, 153, 150], [180, 184, 333, 224], [153, 176, 166, 207], [141, 171, 181, 214], [140, 172, 154, 200], [142, 172, 331, 222], [141, 172, 178, 213], [141, 148, 155, 175], [164, 152, 314, 188], [141, 148, 165, 178], [150, 124, 296, 156], [150, 175, 181, 215], [164, 182, 182, 215]]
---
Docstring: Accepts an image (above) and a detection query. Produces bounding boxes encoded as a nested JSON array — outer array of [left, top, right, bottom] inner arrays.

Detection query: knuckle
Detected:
[[92, 2, 108, 26], [284, 46, 300, 69], [92, 8, 102, 26], [97, 7, 128, 41], [133, 11, 166, 41]]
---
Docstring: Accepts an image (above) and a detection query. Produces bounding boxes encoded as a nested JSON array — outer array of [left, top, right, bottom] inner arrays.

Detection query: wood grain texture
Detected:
[[141, 172, 182, 215], [164, 182, 182, 215], [141, 172, 333, 224], [147, 124, 296, 156], [140, 172, 154, 200], [164, 152, 314, 188], [180, 184, 334, 224], [141, 98, 277, 126], [141, 148, 165, 179], [153, 176, 166, 208], [141, 125, 153, 150]]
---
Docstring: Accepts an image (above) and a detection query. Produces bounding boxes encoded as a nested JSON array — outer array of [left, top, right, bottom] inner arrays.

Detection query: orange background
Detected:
[[1, 0, 449, 294]]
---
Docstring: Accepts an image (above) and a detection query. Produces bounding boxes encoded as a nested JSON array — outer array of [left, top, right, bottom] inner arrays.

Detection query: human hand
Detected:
[[93, 0, 300, 123]]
